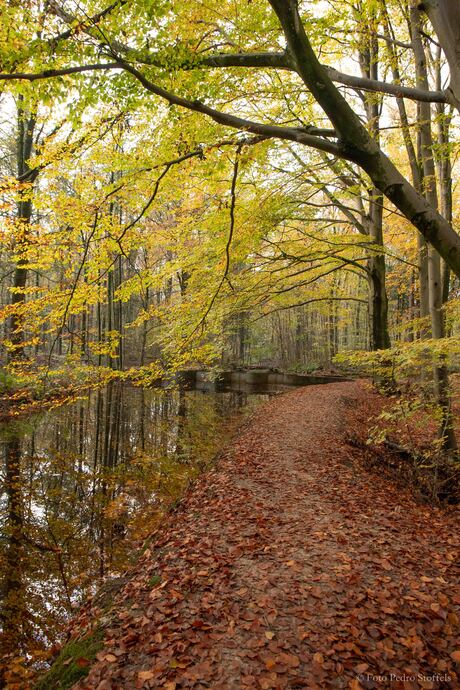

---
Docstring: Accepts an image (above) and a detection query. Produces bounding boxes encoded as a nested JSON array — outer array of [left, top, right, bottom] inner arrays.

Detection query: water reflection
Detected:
[[0, 382, 271, 677]]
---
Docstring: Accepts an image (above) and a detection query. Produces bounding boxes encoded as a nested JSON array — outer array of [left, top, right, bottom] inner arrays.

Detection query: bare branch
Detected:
[[254, 296, 368, 321], [326, 66, 448, 105], [189, 145, 242, 337]]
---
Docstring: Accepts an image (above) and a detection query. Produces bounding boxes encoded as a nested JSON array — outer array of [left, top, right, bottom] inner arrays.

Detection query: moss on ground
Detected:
[[148, 574, 161, 587], [34, 628, 104, 690]]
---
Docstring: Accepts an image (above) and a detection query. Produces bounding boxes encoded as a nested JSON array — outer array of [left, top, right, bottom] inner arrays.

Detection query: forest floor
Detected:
[[63, 380, 458, 690]]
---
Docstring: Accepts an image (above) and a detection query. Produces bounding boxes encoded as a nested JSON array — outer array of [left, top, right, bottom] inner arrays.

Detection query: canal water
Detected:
[[0, 380, 296, 666]]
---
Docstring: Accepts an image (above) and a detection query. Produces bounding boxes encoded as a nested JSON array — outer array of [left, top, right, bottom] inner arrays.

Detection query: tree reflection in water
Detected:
[[0, 381, 269, 681]]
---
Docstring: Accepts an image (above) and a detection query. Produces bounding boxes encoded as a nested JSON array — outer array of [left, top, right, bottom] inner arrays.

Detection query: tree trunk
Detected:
[[381, 8, 429, 332], [8, 103, 37, 362], [411, 2, 457, 450], [357, 11, 391, 350], [268, 0, 460, 277], [420, 0, 460, 109]]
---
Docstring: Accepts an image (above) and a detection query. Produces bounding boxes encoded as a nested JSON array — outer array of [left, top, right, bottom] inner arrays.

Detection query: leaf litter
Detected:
[[67, 381, 459, 690]]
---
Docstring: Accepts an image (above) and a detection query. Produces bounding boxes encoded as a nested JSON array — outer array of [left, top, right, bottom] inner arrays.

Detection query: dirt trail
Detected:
[[72, 381, 459, 690]]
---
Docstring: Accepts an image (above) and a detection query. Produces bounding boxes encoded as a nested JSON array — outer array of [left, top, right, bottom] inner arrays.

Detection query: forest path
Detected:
[[74, 381, 459, 690]]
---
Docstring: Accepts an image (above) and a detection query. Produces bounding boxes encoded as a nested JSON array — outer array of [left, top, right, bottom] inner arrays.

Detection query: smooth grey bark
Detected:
[[433, 48, 454, 304], [411, 3, 457, 450], [382, 4, 429, 329], [420, 0, 460, 109], [265, 0, 460, 278], [358, 8, 391, 351], [415, 103, 431, 326]]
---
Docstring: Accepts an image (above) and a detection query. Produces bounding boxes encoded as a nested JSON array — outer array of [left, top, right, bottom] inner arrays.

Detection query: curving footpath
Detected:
[[72, 381, 459, 690]]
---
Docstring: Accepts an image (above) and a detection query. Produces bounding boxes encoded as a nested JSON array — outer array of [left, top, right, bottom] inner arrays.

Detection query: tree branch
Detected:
[[39, 0, 451, 106], [325, 66, 448, 104], [254, 296, 368, 321], [0, 63, 121, 81], [268, 0, 460, 276], [189, 146, 242, 337], [120, 62, 342, 156], [48, 0, 127, 48]]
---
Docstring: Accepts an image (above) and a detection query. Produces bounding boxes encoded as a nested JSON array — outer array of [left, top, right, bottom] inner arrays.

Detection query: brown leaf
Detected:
[[259, 675, 278, 690], [279, 652, 300, 668], [75, 657, 90, 668], [191, 619, 212, 630], [438, 592, 449, 607], [138, 670, 155, 681], [96, 682, 112, 690], [349, 680, 363, 690], [355, 663, 368, 673]]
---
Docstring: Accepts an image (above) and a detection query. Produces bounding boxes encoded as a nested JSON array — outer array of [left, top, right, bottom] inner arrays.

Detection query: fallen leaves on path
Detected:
[[68, 381, 459, 690]]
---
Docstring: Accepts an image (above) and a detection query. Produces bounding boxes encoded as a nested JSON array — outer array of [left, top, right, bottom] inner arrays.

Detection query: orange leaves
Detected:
[[438, 592, 449, 607], [264, 657, 276, 671], [190, 619, 212, 630]]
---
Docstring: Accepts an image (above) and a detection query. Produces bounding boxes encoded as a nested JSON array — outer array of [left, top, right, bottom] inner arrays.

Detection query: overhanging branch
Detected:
[[120, 62, 342, 156], [40, 0, 453, 106], [0, 63, 121, 81]]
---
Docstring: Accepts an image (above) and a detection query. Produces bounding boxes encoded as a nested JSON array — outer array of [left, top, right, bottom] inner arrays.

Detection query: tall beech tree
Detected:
[[420, 0, 460, 109], [9, 100, 37, 361]]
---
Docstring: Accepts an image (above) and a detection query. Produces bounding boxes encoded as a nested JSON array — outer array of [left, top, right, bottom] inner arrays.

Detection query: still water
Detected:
[[0, 380, 290, 669]]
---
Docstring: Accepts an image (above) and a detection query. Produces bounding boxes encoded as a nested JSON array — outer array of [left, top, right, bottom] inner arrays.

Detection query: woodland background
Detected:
[[0, 0, 460, 683]]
